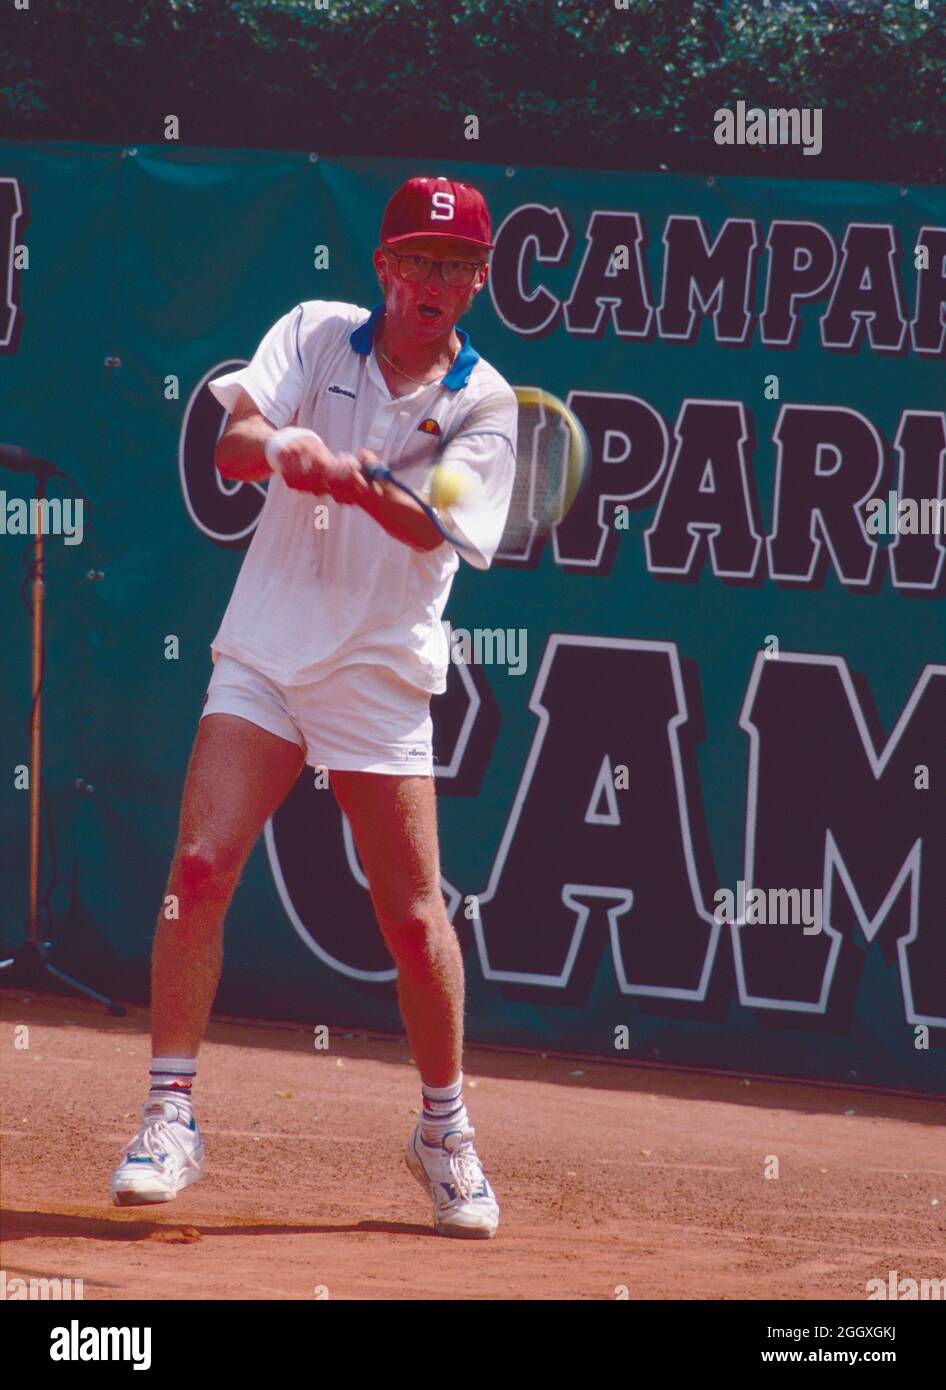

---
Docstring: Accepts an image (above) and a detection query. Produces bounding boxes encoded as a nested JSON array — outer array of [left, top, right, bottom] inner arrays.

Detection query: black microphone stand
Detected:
[[0, 445, 125, 1016]]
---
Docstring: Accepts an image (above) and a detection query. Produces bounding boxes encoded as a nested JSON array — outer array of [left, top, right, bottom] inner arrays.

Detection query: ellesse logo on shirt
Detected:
[[418, 418, 442, 436], [328, 383, 357, 400]]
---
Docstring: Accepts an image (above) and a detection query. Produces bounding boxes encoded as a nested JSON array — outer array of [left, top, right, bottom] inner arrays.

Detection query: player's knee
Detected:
[[380, 903, 447, 964], [175, 842, 240, 898]]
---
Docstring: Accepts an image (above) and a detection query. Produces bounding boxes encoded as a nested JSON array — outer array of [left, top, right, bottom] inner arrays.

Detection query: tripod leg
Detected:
[[45, 963, 127, 1017]]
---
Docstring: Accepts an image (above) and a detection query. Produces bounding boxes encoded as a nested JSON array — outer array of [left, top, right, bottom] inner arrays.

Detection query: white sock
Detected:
[[420, 1073, 468, 1145], [148, 1055, 196, 1123]]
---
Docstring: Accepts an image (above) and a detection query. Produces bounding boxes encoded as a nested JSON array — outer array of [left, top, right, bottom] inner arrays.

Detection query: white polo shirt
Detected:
[[206, 300, 517, 694]]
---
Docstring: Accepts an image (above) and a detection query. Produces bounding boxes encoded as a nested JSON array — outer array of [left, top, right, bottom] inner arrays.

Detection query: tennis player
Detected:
[[111, 176, 517, 1239]]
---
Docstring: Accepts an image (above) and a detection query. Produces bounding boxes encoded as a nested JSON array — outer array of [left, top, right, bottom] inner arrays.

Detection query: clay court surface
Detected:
[[1, 991, 943, 1301]]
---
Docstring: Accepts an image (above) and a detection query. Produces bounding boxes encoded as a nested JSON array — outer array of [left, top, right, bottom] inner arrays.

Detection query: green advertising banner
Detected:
[[1, 142, 944, 1093]]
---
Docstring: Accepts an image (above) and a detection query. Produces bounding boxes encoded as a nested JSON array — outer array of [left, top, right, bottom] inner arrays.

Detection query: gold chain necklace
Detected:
[[376, 340, 459, 387]]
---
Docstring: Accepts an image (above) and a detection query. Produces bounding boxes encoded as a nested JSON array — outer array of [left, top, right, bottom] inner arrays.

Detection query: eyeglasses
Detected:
[[385, 250, 486, 288]]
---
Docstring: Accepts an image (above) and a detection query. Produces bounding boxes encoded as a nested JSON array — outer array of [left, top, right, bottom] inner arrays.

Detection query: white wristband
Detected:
[[265, 426, 322, 474]]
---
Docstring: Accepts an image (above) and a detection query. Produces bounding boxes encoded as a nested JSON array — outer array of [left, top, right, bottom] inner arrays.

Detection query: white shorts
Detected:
[[200, 653, 434, 776]]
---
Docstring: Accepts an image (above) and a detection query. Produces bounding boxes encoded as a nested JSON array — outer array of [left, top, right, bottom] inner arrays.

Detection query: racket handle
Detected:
[[361, 463, 390, 484]]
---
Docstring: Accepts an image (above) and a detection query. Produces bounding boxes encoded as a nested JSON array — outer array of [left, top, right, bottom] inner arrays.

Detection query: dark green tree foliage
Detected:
[[1, 1, 942, 183]]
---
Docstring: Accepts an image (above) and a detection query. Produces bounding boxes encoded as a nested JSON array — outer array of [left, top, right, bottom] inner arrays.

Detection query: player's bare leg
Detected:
[[152, 713, 305, 1057], [330, 769, 500, 1237], [328, 770, 462, 1083], [112, 713, 304, 1206]]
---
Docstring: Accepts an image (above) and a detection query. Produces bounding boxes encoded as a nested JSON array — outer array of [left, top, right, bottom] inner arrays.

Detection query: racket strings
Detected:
[[500, 403, 573, 560]]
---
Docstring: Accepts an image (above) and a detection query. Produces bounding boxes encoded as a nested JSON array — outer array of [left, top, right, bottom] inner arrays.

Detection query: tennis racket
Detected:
[[360, 386, 589, 559], [500, 387, 590, 563]]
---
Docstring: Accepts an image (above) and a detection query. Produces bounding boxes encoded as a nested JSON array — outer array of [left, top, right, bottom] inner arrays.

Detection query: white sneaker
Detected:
[[405, 1123, 500, 1239], [112, 1098, 206, 1206]]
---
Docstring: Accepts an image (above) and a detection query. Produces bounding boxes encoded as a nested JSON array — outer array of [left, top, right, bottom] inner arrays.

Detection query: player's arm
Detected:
[[340, 449, 444, 553], [215, 387, 344, 495], [214, 387, 280, 482]]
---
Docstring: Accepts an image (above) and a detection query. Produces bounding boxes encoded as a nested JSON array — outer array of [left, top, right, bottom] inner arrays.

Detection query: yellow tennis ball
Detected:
[[430, 465, 471, 510]]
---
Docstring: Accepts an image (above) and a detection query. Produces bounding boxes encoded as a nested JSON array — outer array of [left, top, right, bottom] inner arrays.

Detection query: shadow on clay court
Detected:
[[0, 1208, 433, 1243]]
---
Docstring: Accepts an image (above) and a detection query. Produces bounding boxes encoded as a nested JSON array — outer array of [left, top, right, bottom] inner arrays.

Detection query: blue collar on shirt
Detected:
[[349, 304, 479, 389]]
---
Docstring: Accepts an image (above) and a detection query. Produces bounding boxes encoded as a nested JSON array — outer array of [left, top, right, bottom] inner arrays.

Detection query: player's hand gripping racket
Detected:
[[360, 386, 589, 558]]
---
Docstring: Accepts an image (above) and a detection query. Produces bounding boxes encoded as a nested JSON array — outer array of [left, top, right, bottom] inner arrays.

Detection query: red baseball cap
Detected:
[[380, 176, 494, 250]]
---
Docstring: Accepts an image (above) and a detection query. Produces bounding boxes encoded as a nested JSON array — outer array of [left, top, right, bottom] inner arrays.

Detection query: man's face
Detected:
[[373, 235, 490, 341]]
